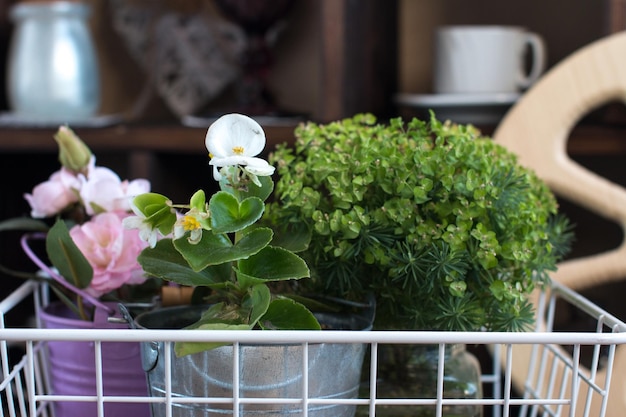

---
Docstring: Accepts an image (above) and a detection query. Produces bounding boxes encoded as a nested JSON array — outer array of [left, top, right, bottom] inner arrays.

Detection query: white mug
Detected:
[[433, 25, 546, 95]]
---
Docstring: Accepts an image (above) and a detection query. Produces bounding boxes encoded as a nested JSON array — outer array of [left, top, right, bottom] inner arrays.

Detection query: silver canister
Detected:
[[7, 1, 100, 122], [134, 305, 373, 417]]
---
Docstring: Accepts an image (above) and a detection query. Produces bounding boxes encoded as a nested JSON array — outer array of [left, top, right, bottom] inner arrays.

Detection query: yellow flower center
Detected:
[[181, 215, 201, 231], [232, 146, 245, 155]]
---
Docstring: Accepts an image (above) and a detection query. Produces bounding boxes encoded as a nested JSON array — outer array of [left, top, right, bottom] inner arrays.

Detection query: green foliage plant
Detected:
[[267, 112, 573, 332]]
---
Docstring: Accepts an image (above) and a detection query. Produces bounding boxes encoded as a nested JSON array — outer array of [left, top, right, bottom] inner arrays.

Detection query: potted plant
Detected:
[[266, 112, 574, 416], [125, 113, 373, 417], [0, 126, 157, 417]]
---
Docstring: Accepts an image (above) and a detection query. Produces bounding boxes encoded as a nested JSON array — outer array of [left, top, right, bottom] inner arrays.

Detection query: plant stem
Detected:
[[77, 294, 88, 321]]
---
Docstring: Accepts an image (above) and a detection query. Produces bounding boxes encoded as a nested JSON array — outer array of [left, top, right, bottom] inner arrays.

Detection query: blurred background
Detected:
[[0, 0, 614, 122], [0, 0, 623, 323]]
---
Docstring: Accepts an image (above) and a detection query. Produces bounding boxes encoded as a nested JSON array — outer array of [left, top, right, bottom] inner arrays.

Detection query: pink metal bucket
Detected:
[[39, 301, 151, 417]]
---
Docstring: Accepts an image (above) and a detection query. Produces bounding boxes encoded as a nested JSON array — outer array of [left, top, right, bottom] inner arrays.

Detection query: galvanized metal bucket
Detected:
[[134, 303, 373, 417]]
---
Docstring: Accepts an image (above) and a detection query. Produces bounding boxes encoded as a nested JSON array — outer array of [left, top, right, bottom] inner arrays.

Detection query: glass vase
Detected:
[[359, 344, 483, 417]]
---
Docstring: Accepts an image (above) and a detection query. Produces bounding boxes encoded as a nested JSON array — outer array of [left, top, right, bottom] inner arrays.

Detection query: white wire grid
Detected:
[[0, 279, 624, 417]]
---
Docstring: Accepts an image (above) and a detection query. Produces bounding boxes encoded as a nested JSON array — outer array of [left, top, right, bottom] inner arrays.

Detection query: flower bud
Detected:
[[54, 125, 93, 172]]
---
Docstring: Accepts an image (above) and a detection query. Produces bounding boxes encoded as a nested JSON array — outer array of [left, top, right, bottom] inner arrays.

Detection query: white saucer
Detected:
[[0, 112, 124, 128], [394, 92, 520, 125]]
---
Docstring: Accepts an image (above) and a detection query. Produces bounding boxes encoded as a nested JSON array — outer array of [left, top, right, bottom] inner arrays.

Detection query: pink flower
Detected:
[[24, 168, 81, 218], [79, 166, 151, 215], [69, 211, 148, 297]]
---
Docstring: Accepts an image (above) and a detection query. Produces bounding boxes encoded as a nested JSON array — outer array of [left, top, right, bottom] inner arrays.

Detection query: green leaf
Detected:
[[49, 284, 84, 317], [0, 217, 48, 232], [174, 228, 273, 271], [244, 284, 271, 328], [174, 302, 259, 356], [240, 175, 274, 202], [174, 322, 251, 357], [268, 221, 311, 253], [132, 193, 176, 235], [238, 246, 310, 282], [189, 190, 206, 210], [210, 191, 264, 234], [138, 238, 231, 286], [489, 280, 507, 301], [259, 298, 321, 330], [449, 281, 467, 297], [234, 269, 265, 289], [45, 219, 93, 289], [194, 303, 246, 326], [133, 193, 169, 216]]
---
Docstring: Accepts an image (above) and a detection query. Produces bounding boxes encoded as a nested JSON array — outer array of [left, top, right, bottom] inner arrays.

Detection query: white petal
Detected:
[[209, 155, 257, 167], [188, 229, 203, 244], [125, 179, 151, 196], [173, 224, 186, 240], [146, 229, 159, 248], [122, 215, 144, 229], [212, 165, 223, 181], [205, 114, 265, 158], [244, 158, 275, 177]]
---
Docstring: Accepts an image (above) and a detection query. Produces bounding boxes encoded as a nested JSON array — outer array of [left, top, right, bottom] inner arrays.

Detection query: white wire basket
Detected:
[[0, 278, 624, 417]]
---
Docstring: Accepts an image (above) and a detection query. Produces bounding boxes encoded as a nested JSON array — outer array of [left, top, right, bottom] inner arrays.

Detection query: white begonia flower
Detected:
[[205, 114, 275, 181], [173, 208, 207, 245], [123, 204, 160, 248]]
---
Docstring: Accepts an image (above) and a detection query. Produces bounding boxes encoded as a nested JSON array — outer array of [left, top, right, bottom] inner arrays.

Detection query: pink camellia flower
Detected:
[[24, 168, 81, 218], [79, 166, 151, 215], [69, 211, 148, 297]]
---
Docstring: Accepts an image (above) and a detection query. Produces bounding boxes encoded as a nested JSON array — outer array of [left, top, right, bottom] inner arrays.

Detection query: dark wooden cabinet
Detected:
[[318, 0, 398, 122], [0, 0, 625, 190]]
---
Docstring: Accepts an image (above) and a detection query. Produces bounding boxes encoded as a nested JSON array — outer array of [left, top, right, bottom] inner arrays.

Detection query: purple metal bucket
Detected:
[[39, 301, 151, 417]]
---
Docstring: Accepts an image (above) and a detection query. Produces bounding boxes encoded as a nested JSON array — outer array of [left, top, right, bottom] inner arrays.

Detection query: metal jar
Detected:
[[7, 1, 100, 122], [135, 304, 372, 417]]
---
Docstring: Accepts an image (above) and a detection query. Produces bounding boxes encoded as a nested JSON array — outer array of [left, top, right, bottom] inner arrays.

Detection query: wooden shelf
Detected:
[[0, 122, 623, 156], [0, 123, 299, 154]]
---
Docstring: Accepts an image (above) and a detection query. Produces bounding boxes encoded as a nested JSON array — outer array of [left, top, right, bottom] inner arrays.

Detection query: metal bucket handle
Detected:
[[305, 292, 376, 329], [123, 307, 329, 378], [119, 304, 160, 372], [21, 232, 113, 314]]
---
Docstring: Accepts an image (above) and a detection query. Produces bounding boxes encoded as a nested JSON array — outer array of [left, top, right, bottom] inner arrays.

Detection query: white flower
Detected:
[[205, 114, 275, 181], [173, 208, 207, 244], [122, 203, 161, 248]]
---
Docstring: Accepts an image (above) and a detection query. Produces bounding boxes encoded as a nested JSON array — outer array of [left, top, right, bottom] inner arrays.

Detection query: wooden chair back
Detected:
[[492, 31, 626, 417]]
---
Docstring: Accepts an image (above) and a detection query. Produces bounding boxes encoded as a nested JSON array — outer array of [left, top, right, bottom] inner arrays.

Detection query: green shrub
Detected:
[[268, 113, 573, 331]]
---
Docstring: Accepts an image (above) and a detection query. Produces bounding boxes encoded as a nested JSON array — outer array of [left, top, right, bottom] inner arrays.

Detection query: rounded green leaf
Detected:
[[175, 322, 251, 357], [267, 221, 311, 253], [210, 191, 265, 233], [238, 246, 310, 282], [138, 238, 231, 286], [174, 227, 273, 271], [133, 193, 169, 214], [132, 193, 176, 235], [240, 175, 274, 202], [259, 298, 321, 330]]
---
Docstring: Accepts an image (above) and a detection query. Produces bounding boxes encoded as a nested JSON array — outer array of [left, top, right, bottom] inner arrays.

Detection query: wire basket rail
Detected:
[[0, 279, 624, 417]]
